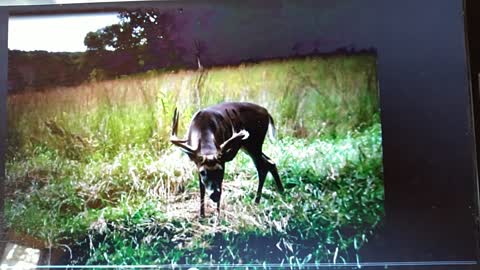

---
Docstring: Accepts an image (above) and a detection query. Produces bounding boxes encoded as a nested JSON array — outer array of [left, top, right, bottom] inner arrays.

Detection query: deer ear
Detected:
[[218, 149, 240, 162]]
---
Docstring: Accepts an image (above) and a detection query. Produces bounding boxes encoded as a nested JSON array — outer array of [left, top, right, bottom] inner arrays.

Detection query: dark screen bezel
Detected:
[[0, 0, 479, 265]]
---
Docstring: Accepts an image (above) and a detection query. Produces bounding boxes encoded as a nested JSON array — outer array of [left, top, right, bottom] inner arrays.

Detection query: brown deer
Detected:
[[170, 102, 284, 217]]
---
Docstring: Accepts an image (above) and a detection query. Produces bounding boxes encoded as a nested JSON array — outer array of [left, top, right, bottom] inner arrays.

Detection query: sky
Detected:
[[9, 13, 120, 52]]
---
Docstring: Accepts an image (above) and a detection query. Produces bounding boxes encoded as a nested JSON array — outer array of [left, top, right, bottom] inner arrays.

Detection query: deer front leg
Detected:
[[217, 182, 222, 216], [199, 176, 205, 217]]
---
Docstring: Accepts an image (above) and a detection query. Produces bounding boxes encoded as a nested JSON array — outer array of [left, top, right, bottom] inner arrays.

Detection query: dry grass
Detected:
[[5, 54, 383, 265]]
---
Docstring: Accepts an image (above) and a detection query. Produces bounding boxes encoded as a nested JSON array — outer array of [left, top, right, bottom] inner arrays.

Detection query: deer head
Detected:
[[170, 108, 249, 203]]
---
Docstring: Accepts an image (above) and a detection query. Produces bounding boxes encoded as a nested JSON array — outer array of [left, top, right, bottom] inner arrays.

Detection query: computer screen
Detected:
[[0, 0, 478, 269]]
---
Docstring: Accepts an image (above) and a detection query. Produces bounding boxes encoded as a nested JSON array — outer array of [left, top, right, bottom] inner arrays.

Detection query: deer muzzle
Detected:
[[209, 190, 221, 203]]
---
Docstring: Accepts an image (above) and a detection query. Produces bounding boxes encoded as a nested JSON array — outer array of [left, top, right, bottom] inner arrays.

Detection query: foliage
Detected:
[[5, 55, 383, 266], [8, 50, 87, 92], [9, 9, 187, 93], [5, 125, 383, 266], [84, 8, 186, 71]]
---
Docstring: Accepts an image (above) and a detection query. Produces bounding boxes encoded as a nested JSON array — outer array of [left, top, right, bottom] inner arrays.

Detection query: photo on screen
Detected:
[[4, 8, 384, 267]]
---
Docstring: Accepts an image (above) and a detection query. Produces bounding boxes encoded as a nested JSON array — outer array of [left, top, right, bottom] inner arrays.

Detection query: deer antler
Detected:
[[218, 109, 249, 161], [170, 108, 197, 155]]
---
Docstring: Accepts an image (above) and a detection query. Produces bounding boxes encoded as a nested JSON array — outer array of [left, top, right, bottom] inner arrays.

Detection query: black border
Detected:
[[0, 7, 7, 257], [1, 0, 479, 265], [464, 0, 480, 261]]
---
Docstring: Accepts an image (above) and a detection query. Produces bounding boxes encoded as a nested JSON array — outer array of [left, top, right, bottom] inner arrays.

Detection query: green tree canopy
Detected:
[[84, 21, 141, 51], [84, 9, 185, 70]]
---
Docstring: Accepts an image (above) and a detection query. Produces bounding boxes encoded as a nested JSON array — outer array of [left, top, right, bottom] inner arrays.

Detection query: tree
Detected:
[[84, 31, 107, 51], [84, 8, 186, 72]]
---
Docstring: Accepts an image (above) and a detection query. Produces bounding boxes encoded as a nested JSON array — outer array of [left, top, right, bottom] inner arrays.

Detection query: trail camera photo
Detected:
[[5, 6, 384, 267]]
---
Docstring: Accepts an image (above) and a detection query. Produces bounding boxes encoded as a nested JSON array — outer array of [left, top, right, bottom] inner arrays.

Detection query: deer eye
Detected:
[[199, 170, 207, 177]]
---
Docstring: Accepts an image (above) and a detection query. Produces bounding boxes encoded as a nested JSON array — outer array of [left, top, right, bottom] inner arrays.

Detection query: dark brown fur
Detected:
[[171, 102, 284, 217]]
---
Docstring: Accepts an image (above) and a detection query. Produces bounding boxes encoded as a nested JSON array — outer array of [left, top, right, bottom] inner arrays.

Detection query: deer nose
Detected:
[[210, 191, 221, 203]]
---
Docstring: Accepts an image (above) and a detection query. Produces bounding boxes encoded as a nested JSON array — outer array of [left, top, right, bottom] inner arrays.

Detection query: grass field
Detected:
[[5, 54, 384, 266]]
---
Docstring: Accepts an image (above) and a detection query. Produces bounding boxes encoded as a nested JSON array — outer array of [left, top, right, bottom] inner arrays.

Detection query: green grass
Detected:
[[5, 54, 383, 266], [6, 124, 382, 265]]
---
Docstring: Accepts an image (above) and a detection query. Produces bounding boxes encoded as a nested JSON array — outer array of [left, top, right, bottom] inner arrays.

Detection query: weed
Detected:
[[5, 55, 383, 265]]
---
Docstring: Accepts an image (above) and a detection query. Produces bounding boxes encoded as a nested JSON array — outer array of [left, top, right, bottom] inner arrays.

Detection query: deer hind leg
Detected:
[[262, 153, 284, 193], [199, 175, 205, 217], [250, 151, 283, 204]]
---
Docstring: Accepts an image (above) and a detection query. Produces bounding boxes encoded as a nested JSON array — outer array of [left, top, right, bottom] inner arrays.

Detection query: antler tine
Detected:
[[172, 107, 179, 137], [171, 107, 186, 142], [170, 108, 196, 154], [219, 108, 249, 161]]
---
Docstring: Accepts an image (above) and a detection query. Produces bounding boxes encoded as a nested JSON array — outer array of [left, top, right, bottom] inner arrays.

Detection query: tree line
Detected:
[[8, 7, 377, 93], [8, 9, 193, 92]]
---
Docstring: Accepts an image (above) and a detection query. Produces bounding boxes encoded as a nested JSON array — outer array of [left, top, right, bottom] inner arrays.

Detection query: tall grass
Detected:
[[5, 54, 383, 266], [7, 54, 378, 155]]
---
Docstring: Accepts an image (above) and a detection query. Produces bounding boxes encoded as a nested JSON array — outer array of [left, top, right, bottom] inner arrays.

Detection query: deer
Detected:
[[170, 102, 284, 217]]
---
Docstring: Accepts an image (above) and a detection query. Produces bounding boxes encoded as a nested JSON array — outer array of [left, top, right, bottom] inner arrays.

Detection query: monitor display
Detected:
[[4, 6, 384, 267]]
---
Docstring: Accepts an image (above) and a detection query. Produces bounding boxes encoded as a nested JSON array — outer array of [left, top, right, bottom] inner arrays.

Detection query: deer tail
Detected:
[[268, 114, 277, 142]]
